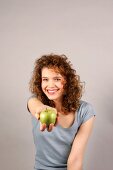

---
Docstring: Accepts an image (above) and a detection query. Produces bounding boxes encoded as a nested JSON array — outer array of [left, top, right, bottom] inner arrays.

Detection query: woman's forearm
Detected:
[[67, 161, 83, 170], [27, 97, 44, 116]]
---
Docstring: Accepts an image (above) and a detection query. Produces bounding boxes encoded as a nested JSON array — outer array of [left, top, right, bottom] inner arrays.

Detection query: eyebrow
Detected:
[[42, 76, 62, 78]]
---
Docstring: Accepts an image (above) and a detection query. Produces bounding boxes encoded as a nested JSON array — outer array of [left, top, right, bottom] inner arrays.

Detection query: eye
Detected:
[[54, 78, 61, 81], [42, 78, 48, 81]]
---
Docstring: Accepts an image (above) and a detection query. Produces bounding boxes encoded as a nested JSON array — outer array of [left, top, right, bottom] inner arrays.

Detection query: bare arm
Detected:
[[67, 116, 95, 170], [27, 97, 44, 117]]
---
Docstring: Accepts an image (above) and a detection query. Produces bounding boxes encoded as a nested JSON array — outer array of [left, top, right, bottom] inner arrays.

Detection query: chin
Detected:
[[46, 94, 59, 101], [47, 96, 57, 100]]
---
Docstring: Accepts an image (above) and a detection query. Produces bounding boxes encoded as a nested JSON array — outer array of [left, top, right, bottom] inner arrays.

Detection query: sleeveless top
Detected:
[[28, 99, 96, 170]]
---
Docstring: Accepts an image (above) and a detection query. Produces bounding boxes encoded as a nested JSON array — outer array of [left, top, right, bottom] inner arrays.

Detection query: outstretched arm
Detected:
[[27, 97, 44, 117]]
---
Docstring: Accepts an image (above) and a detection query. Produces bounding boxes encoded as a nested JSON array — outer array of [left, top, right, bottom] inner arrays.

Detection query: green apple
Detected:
[[40, 108, 57, 126]]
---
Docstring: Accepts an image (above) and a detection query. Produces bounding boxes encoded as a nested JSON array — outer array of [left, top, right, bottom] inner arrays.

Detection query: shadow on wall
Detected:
[[87, 85, 113, 170], [89, 125, 113, 170], [103, 85, 113, 124]]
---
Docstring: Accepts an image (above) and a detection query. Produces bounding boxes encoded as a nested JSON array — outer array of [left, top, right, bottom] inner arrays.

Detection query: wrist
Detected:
[[34, 104, 45, 118]]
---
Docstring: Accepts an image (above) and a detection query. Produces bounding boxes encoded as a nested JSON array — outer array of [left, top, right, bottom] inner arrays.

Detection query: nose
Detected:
[[48, 80, 55, 88]]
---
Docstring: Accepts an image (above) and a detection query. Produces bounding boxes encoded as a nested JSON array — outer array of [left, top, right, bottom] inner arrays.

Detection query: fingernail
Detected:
[[40, 127, 43, 131], [43, 123, 46, 127]]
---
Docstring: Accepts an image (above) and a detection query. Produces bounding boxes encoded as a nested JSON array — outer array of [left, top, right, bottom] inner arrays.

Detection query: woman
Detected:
[[27, 53, 96, 170]]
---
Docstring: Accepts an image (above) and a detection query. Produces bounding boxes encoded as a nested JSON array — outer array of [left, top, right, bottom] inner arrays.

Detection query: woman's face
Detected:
[[41, 67, 66, 102]]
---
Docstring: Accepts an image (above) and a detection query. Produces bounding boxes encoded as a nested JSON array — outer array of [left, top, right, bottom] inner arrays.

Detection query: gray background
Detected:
[[0, 0, 113, 170]]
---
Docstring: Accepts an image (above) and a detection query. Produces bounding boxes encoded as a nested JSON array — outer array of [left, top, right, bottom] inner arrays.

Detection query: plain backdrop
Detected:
[[0, 0, 113, 170]]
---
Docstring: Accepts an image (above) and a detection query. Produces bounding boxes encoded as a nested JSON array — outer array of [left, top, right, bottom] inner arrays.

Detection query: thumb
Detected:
[[34, 112, 40, 120]]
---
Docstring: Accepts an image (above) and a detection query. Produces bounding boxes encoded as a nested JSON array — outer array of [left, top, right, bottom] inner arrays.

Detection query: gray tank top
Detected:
[[28, 99, 96, 170]]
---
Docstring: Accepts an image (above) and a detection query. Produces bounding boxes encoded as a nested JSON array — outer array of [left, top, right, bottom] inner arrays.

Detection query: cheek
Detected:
[[41, 82, 45, 90], [58, 83, 65, 90]]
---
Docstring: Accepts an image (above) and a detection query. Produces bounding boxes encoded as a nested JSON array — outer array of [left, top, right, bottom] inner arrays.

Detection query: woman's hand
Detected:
[[34, 105, 59, 132]]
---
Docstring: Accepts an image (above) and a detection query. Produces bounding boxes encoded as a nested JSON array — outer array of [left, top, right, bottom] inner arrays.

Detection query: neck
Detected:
[[53, 100, 62, 112], [53, 100, 68, 116]]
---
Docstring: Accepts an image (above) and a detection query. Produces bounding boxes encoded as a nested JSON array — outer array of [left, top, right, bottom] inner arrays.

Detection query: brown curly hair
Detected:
[[29, 53, 84, 113]]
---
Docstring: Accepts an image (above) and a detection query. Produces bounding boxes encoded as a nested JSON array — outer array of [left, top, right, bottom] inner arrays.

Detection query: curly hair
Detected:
[[29, 53, 84, 113]]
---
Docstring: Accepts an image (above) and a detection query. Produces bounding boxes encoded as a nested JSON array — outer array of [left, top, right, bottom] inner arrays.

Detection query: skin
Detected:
[[41, 67, 66, 106]]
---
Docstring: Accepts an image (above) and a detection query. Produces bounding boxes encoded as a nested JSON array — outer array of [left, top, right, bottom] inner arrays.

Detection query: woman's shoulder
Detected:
[[77, 100, 96, 125], [79, 100, 95, 110]]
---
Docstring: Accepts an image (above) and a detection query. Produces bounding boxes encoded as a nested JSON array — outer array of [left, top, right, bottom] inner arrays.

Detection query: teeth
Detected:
[[48, 90, 57, 92], [47, 89, 58, 94]]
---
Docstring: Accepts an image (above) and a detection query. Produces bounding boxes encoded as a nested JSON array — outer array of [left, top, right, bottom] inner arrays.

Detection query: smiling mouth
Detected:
[[47, 89, 59, 95]]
